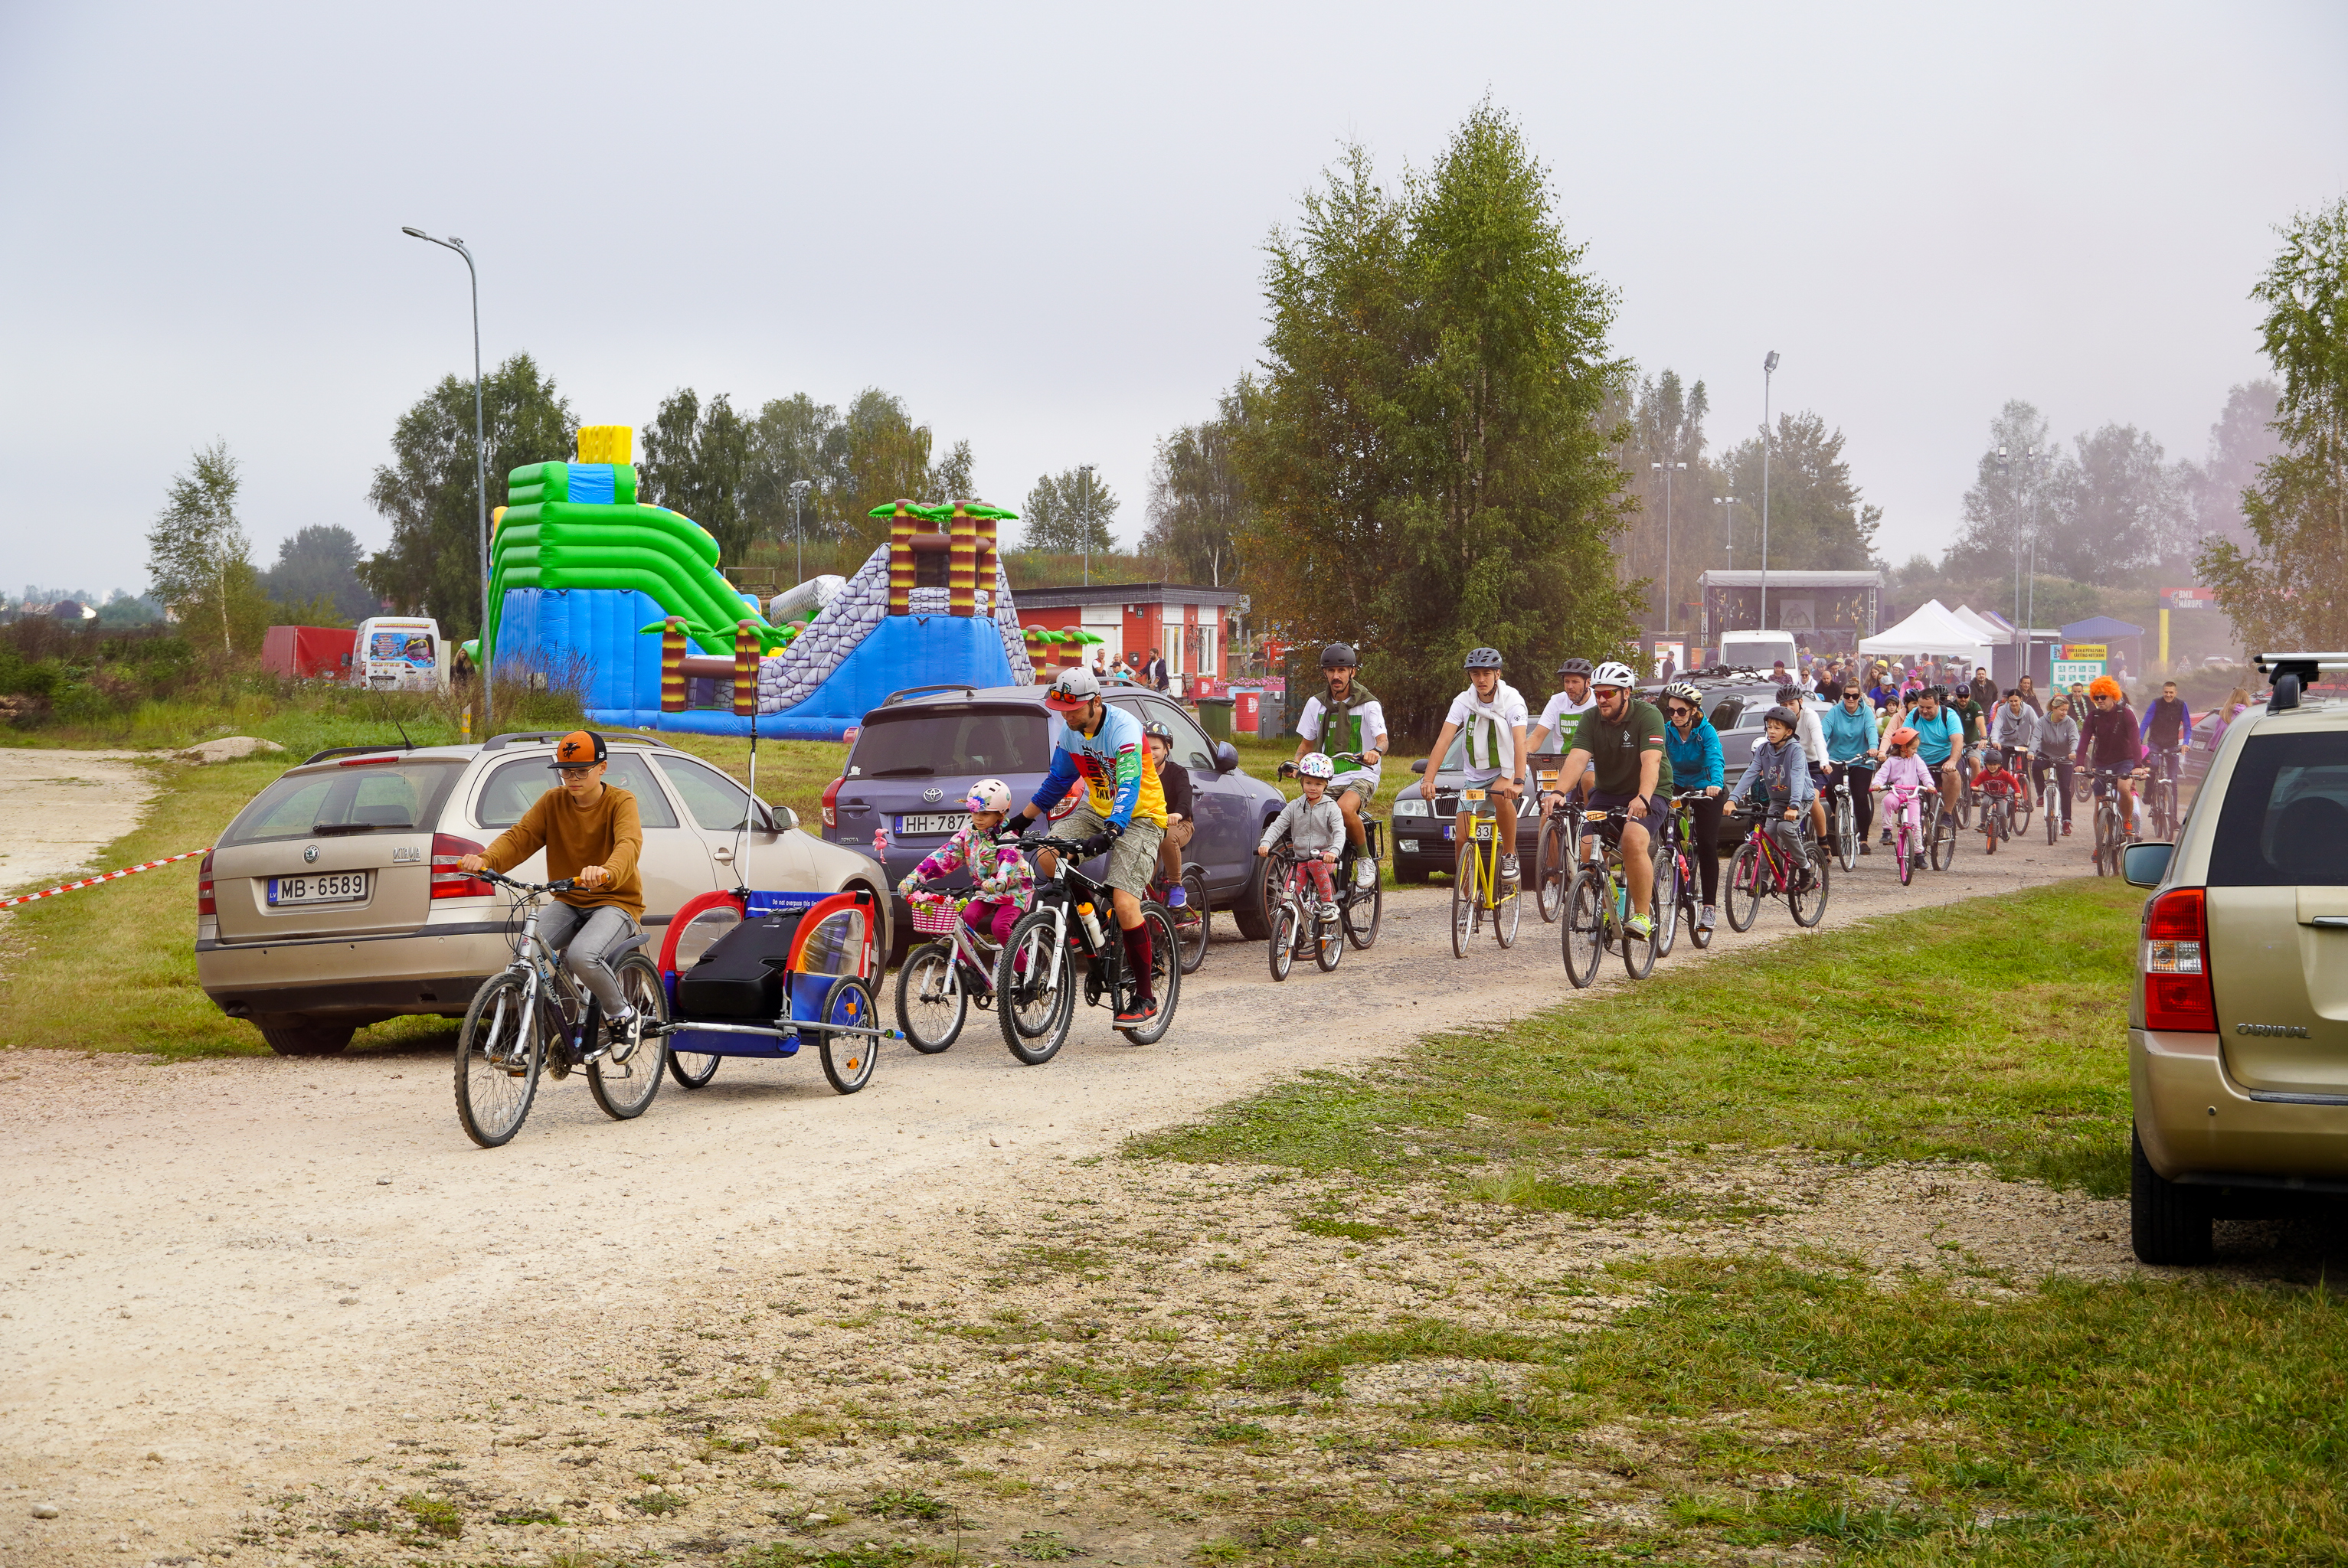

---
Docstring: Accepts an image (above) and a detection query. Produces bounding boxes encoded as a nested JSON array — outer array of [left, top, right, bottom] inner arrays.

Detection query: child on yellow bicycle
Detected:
[[897, 779, 1034, 947], [1257, 753, 1345, 916]]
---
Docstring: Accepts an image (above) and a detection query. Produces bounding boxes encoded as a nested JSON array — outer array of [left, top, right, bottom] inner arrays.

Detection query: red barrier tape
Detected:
[[0, 849, 212, 910]]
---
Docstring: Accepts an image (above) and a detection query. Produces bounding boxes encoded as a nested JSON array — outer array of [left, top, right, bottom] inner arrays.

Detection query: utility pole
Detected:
[[401, 227, 489, 735], [1076, 464, 1096, 587], [1653, 459, 1686, 636], [1760, 351, 1779, 634]]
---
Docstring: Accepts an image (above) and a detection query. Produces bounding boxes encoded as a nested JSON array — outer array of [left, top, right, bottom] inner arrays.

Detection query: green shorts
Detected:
[[1058, 804, 1166, 897]]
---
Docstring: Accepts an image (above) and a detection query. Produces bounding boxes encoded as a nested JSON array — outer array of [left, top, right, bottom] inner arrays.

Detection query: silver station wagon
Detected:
[[196, 731, 890, 1055]]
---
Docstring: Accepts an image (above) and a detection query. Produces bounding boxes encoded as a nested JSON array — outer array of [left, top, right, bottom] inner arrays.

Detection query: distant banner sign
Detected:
[[1777, 598, 1817, 631], [2063, 643, 2108, 662], [2160, 586, 2216, 611], [2052, 659, 2106, 688]]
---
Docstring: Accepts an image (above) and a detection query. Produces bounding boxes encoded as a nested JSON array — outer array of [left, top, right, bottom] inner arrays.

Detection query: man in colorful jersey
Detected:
[[1008, 667, 1168, 1024], [1293, 643, 1388, 890], [1418, 646, 1529, 890]]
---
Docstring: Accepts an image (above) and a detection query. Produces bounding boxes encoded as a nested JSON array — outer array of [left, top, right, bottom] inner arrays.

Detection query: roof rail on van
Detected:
[[880, 684, 978, 707], [299, 743, 412, 766], [2255, 652, 2348, 713], [481, 730, 675, 753]]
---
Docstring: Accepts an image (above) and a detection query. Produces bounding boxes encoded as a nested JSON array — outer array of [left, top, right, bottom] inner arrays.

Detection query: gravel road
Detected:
[[0, 749, 155, 898], [2, 816, 2095, 1563]]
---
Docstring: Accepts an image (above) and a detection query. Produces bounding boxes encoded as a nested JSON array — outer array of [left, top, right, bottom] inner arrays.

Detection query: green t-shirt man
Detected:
[[1569, 696, 1676, 799]]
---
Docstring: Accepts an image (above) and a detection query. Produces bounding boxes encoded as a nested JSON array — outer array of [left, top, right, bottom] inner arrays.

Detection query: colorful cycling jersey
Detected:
[[1032, 703, 1168, 829]]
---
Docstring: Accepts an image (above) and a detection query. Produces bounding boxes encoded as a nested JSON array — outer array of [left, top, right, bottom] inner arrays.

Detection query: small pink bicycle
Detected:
[[891, 889, 1005, 1053]]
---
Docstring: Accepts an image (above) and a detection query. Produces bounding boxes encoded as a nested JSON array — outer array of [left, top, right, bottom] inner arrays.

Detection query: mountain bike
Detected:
[[1450, 785, 1522, 956], [1146, 861, 1212, 975], [2148, 747, 2183, 839], [454, 871, 670, 1148], [1561, 807, 1662, 986], [2086, 766, 2144, 878], [1724, 806, 1830, 931], [996, 834, 1180, 1063], [1825, 767, 1862, 872], [1980, 784, 2013, 854], [1922, 782, 1959, 871], [894, 889, 1003, 1054], [1529, 753, 1576, 923], [1261, 842, 1342, 981], [1663, 788, 1712, 952]]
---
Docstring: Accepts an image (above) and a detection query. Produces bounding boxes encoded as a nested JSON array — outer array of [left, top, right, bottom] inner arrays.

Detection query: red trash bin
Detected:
[[1235, 691, 1261, 733]]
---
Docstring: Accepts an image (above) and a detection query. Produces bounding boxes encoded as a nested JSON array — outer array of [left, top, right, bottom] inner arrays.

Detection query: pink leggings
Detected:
[[1290, 861, 1336, 902], [963, 901, 1020, 944]]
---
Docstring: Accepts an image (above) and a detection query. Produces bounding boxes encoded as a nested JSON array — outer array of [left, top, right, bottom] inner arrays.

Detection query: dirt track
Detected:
[[2, 822, 2097, 1564]]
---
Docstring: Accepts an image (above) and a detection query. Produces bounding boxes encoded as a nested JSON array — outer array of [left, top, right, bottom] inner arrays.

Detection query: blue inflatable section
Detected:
[[502, 585, 1018, 741]]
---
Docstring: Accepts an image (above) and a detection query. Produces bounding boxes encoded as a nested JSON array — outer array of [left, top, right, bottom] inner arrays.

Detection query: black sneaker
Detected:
[[1114, 996, 1159, 1026]]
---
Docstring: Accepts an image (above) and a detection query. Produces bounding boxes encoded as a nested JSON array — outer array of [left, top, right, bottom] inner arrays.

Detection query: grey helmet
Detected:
[[1320, 642, 1359, 670], [1556, 657, 1594, 678], [1463, 646, 1504, 671]]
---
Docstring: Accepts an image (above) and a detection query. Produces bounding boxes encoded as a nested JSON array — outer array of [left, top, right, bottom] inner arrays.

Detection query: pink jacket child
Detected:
[[1873, 752, 1936, 829], [898, 779, 1034, 946]]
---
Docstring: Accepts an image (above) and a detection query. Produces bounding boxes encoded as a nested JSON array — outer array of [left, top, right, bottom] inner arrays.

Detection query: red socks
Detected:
[[1123, 920, 1154, 1001]]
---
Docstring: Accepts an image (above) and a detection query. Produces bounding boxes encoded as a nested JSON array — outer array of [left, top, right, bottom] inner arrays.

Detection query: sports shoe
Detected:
[[1879, 828, 1893, 844], [1625, 913, 1654, 940], [1696, 904, 1716, 932], [1353, 856, 1377, 889], [1316, 900, 1340, 922], [1911, 853, 1927, 872], [1164, 884, 1187, 908], [1859, 841, 1872, 856], [1114, 996, 1159, 1025], [2062, 820, 2073, 837], [1499, 854, 1519, 890]]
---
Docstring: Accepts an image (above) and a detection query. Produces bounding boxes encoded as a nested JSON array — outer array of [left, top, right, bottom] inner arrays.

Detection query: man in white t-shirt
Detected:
[[1293, 643, 1389, 890], [1417, 646, 1529, 890], [1527, 656, 1596, 758]]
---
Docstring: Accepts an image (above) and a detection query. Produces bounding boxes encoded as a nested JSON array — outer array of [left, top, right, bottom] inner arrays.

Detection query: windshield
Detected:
[[221, 760, 465, 845], [2208, 732, 2348, 886], [849, 707, 1054, 779]]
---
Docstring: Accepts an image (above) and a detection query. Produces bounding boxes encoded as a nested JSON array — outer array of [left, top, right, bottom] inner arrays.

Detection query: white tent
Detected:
[[1949, 605, 2009, 644], [1858, 599, 1993, 662]]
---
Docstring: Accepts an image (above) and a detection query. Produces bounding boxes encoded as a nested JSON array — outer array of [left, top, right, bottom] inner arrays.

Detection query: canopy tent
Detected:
[[2061, 614, 2146, 642], [1858, 599, 1995, 662], [1950, 605, 2010, 644]]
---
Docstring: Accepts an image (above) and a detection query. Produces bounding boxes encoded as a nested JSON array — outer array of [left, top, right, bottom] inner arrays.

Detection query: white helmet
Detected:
[[964, 778, 1012, 812], [1591, 660, 1637, 690], [1297, 752, 1336, 779], [1043, 666, 1100, 712]]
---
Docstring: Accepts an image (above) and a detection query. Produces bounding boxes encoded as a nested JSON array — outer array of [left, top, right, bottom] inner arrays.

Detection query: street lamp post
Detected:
[[1076, 464, 1096, 587], [1759, 351, 1779, 634], [1996, 443, 2042, 680], [401, 226, 491, 736], [1653, 459, 1686, 636], [789, 478, 812, 585]]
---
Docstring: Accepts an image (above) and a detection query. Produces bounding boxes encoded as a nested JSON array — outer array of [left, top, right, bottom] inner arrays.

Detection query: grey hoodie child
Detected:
[[1260, 792, 1347, 858]]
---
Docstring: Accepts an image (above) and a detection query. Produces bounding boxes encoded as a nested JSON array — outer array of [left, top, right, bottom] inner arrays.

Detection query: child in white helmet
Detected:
[[1258, 753, 1346, 917], [899, 779, 1034, 949]]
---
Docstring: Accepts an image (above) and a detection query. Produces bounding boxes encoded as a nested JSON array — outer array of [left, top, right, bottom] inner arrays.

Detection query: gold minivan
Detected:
[[196, 732, 890, 1055], [2127, 655, 2348, 1263]]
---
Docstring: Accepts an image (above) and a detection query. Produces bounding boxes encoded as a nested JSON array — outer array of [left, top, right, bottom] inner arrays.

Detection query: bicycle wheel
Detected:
[[1561, 867, 1605, 988], [1983, 808, 1999, 855], [1533, 815, 1569, 923], [1836, 794, 1857, 872], [1342, 874, 1382, 949], [1652, 849, 1679, 958], [1791, 848, 1830, 927], [1897, 825, 1915, 885], [1119, 906, 1181, 1045], [1725, 842, 1762, 932], [1620, 869, 1656, 980], [668, 1036, 722, 1089], [998, 911, 1074, 1064], [1174, 869, 1210, 973], [2048, 796, 2061, 845], [894, 941, 967, 1054], [455, 972, 540, 1148], [2012, 787, 2033, 838], [1313, 903, 1343, 972], [2095, 807, 2116, 877], [1493, 860, 1522, 949], [1450, 844, 1477, 959], [1268, 901, 1297, 982], [817, 977, 879, 1093], [1931, 811, 1958, 872], [587, 954, 669, 1121]]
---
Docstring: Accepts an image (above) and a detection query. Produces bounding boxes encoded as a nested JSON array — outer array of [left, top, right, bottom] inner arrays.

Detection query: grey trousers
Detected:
[[537, 902, 639, 1014]]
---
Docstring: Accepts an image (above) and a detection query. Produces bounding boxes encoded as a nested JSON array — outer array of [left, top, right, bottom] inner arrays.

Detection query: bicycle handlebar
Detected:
[[479, 867, 578, 895]]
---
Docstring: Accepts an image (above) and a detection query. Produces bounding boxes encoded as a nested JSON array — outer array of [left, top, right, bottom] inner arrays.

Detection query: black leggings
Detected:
[[1825, 763, 1877, 838], [1679, 793, 1723, 904]]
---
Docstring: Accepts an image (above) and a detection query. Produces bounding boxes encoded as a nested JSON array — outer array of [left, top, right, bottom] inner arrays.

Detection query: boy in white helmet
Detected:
[[1258, 753, 1346, 917], [899, 779, 1034, 952]]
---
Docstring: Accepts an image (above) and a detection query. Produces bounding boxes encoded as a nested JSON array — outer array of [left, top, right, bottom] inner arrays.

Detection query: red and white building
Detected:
[[1012, 583, 1241, 694]]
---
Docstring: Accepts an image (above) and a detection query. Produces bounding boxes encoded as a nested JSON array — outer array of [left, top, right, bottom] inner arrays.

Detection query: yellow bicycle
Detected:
[[1450, 786, 1522, 956]]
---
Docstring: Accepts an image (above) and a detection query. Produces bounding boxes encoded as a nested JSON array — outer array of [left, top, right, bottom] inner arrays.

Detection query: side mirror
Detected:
[[1411, 758, 1428, 775], [1213, 741, 1239, 774], [2122, 841, 2173, 888], [773, 805, 799, 833]]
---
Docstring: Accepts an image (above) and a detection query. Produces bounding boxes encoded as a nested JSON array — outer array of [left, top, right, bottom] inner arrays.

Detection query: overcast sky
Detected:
[[5, 2, 2343, 600]]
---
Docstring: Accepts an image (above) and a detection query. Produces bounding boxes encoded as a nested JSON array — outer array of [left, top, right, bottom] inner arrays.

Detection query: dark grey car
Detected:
[[821, 684, 1291, 947], [1388, 732, 1544, 882]]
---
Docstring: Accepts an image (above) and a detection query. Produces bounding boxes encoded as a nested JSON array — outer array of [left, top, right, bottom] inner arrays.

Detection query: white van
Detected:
[[352, 616, 447, 692], [1716, 629, 1799, 674]]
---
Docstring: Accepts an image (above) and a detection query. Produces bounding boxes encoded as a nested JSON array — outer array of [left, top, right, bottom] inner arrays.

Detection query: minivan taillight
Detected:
[[431, 832, 492, 899], [822, 776, 845, 829], [2144, 887, 2216, 1032], [197, 850, 215, 917]]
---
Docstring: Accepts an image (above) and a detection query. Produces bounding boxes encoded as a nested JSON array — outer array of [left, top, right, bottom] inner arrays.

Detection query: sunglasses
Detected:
[[556, 764, 598, 778], [1666, 704, 1692, 717]]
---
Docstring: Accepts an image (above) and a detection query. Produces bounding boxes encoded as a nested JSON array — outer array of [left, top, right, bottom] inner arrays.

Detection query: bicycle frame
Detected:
[[906, 890, 1002, 1002], [1020, 837, 1127, 1009]]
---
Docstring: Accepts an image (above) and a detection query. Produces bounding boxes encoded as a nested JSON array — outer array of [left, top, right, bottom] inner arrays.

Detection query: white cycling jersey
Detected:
[[1531, 691, 1594, 753], [1446, 681, 1530, 783]]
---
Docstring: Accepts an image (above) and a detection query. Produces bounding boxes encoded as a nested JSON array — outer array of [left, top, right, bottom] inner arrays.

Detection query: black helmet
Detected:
[[1764, 705, 1801, 729], [1556, 657, 1594, 678], [1140, 720, 1172, 745], [1463, 646, 1504, 671], [1320, 642, 1359, 670]]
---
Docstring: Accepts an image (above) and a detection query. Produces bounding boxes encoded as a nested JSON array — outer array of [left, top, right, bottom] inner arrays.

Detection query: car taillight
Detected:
[[197, 850, 215, 917], [822, 776, 845, 829], [2143, 887, 2216, 1032], [1047, 782, 1084, 821], [430, 832, 492, 899]]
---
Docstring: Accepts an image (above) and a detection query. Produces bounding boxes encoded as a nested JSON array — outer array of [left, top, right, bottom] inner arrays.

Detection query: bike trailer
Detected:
[[658, 888, 885, 1061]]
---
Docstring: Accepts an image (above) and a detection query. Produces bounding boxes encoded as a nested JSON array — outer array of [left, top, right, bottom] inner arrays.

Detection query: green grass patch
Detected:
[[626, 1489, 685, 1516], [1244, 1317, 1548, 1393], [1131, 876, 2144, 1195], [862, 1488, 951, 1521], [394, 1494, 463, 1539], [489, 1507, 562, 1525], [1464, 1168, 1774, 1223], [1295, 1216, 1401, 1243]]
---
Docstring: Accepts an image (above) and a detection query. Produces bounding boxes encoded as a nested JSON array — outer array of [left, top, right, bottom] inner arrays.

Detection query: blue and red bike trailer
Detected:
[[655, 887, 896, 1094]]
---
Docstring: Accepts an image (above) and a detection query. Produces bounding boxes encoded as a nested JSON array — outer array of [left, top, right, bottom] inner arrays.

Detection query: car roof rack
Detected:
[[480, 730, 675, 753], [879, 684, 979, 707], [2255, 652, 2348, 713], [299, 743, 414, 766]]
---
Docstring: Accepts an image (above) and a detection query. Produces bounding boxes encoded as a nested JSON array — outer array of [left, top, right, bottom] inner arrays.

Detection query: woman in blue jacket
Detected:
[[1819, 681, 1884, 854], [1659, 681, 1725, 932]]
